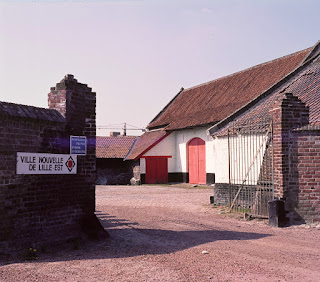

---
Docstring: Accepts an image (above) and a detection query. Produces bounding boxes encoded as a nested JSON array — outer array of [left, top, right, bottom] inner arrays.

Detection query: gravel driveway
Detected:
[[1, 185, 320, 281]]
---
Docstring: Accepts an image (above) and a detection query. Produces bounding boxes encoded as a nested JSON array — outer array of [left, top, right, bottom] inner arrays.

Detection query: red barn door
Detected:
[[145, 157, 168, 184], [188, 138, 206, 184]]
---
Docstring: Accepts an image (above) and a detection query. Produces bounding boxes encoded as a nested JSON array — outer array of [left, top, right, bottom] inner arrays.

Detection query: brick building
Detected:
[[0, 75, 106, 253], [96, 134, 139, 185]]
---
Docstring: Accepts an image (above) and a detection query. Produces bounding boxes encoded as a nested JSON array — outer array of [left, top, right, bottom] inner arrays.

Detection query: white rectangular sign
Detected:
[[17, 152, 77, 174]]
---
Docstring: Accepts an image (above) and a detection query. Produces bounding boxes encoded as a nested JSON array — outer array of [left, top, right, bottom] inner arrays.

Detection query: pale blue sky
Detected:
[[0, 0, 319, 135]]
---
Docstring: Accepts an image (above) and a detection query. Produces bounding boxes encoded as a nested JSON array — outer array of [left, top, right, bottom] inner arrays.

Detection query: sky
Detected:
[[0, 0, 319, 136]]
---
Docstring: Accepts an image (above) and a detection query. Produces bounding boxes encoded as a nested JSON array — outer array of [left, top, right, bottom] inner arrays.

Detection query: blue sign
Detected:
[[70, 136, 86, 155]]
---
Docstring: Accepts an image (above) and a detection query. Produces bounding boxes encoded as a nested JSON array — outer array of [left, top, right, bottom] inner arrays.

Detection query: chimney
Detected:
[[48, 74, 96, 136], [110, 132, 121, 137]]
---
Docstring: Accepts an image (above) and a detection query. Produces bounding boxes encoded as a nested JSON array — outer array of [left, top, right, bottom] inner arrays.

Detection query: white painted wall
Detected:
[[140, 127, 217, 177], [140, 128, 268, 185], [174, 127, 214, 173], [140, 157, 146, 174], [211, 136, 229, 183], [142, 131, 176, 172]]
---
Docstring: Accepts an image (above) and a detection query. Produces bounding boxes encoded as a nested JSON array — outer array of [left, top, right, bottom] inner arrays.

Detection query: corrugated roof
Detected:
[[96, 136, 137, 159], [125, 130, 169, 160], [212, 56, 320, 136], [0, 101, 65, 123], [147, 47, 312, 131]]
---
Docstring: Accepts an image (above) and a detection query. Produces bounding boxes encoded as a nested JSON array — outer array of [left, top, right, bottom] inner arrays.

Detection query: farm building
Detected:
[[209, 43, 320, 223], [96, 133, 139, 185], [127, 41, 320, 223]]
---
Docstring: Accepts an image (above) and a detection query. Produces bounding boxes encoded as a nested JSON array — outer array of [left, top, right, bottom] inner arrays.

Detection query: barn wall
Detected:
[[211, 136, 229, 183], [140, 127, 219, 184], [140, 128, 215, 184], [175, 127, 212, 173], [141, 126, 270, 186], [175, 128, 214, 183], [175, 128, 263, 185], [143, 132, 176, 172]]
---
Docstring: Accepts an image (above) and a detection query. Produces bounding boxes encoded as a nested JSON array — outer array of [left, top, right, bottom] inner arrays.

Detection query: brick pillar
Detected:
[[270, 99, 283, 200], [270, 93, 309, 202], [48, 75, 98, 214], [83, 83, 96, 214], [48, 75, 69, 117], [49, 75, 106, 238]]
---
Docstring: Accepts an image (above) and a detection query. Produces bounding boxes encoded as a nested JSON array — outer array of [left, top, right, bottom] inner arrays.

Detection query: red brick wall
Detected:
[[271, 93, 320, 224], [291, 132, 320, 223], [0, 75, 99, 253]]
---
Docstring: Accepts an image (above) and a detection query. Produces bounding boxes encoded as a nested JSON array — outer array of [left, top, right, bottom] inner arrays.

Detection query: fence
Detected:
[[227, 120, 273, 217]]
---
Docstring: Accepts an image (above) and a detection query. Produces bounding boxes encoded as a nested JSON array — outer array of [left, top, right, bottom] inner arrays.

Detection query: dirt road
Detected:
[[1, 185, 320, 281]]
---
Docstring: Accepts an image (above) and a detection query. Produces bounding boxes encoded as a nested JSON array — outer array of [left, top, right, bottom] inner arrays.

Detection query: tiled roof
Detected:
[[147, 47, 312, 131], [125, 130, 169, 160], [0, 101, 65, 123], [211, 55, 320, 136], [96, 136, 137, 159], [294, 122, 320, 131]]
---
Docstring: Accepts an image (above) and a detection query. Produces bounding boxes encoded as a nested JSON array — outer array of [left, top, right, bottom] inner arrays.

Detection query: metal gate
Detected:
[[227, 120, 274, 217]]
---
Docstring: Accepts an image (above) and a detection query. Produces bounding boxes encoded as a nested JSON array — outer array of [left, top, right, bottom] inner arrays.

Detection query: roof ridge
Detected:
[[184, 47, 312, 92], [0, 100, 52, 111], [302, 40, 320, 62], [147, 87, 184, 128], [124, 137, 139, 160], [96, 135, 137, 138], [0, 101, 65, 123], [208, 47, 320, 136]]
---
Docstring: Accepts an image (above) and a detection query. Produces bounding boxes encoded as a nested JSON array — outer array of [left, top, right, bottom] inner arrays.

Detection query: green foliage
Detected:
[[22, 247, 38, 261]]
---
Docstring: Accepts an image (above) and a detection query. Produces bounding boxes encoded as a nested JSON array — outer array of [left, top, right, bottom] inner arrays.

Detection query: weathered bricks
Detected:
[[271, 93, 320, 224], [0, 74, 102, 254]]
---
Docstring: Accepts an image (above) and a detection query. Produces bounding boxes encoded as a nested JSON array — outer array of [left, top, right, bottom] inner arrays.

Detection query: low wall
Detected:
[[288, 130, 320, 223], [214, 183, 261, 207]]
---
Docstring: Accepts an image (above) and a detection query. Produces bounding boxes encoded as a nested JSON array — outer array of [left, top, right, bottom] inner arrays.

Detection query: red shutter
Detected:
[[188, 138, 206, 184], [145, 158, 168, 184]]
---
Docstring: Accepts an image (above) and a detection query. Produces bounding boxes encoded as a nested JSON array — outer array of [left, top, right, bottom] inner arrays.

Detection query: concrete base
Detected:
[[268, 200, 286, 227]]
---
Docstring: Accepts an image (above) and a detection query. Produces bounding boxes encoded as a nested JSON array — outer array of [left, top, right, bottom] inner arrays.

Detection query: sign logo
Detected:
[[65, 156, 76, 172]]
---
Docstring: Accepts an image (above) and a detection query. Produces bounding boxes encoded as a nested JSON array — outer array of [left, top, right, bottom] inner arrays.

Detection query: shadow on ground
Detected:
[[1, 211, 272, 265], [95, 211, 271, 257]]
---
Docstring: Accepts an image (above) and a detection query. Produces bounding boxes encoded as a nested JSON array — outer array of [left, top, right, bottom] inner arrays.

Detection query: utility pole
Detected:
[[123, 122, 127, 136]]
